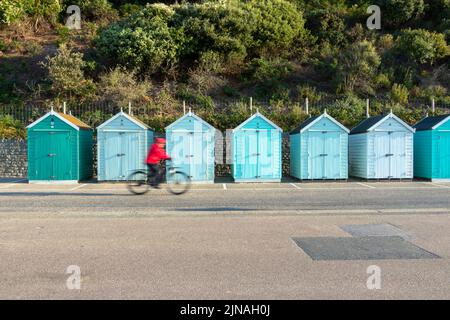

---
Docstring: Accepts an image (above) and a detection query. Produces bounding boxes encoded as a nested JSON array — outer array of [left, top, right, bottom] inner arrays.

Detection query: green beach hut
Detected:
[[27, 109, 93, 183]]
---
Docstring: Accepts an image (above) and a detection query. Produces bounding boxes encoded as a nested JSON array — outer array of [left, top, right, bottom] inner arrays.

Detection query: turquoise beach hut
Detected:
[[349, 112, 415, 179], [413, 114, 450, 181], [290, 111, 349, 180], [97, 111, 153, 181], [232, 111, 282, 182], [27, 109, 93, 183], [165, 110, 216, 183]]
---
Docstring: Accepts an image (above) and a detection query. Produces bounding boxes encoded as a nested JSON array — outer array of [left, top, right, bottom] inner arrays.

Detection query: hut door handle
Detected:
[[386, 153, 394, 157], [48, 154, 56, 157], [320, 154, 328, 157]]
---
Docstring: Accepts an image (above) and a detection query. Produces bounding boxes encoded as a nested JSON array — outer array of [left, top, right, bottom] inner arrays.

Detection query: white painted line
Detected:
[[70, 184, 88, 191], [357, 182, 376, 189], [222, 183, 227, 190], [290, 183, 302, 189], [429, 182, 450, 189]]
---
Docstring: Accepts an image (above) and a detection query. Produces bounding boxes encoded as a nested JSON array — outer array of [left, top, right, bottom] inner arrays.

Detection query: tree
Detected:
[[374, 0, 425, 28], [393, 29, 450, 65], [335, 40, 381, 94], [41, 45, 95, 101]]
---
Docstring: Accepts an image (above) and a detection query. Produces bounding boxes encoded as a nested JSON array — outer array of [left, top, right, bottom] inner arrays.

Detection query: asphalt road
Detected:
[[0, 181, 449, 299], [0, 181, 450, 215]]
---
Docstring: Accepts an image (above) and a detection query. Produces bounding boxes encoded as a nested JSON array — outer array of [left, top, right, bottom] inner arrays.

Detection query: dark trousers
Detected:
[[147, 164, 161, 185]]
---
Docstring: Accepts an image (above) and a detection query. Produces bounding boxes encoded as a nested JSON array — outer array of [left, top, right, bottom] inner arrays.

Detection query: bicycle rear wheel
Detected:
[[127, 171, 150, 195], [166, 171, 191, 195]]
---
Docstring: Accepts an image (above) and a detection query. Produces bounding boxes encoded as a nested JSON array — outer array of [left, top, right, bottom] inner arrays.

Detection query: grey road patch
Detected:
[[292, 236, 440, 261], [340, 223, 413, 240]]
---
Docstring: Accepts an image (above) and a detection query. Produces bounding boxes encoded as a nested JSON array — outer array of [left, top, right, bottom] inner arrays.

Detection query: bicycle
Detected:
[[127, 160, 191, 195]]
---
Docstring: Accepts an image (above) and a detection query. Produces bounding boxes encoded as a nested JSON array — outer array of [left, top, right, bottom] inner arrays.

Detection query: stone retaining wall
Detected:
[[0, 139, 28, 178]]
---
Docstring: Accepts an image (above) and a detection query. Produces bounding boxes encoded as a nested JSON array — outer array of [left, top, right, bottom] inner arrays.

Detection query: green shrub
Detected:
[[0, 115, 26, 139], [41, 44, 96, 101], [97, 66, 152, 106], [95, 4, 179, 74], [335, 40, 381, 94], [390, 83, 409, 105], [63, 0, 117, 22], [0, 0, 25, 25], [393, 29, 450, 65], [373, 0, 425, 28]]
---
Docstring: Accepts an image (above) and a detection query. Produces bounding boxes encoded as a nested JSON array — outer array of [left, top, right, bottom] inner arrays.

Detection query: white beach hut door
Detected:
[[389, 132, 406, 178], [374, 133, 390, 178]]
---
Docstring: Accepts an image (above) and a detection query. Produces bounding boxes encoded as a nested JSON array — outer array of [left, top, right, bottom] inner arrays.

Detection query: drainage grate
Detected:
[[292, 236, 440, 261], [340, 223, 412, 240]]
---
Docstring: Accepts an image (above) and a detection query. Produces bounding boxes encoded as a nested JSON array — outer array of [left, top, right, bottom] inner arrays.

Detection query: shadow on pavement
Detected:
[[0, 192, 124, 197]]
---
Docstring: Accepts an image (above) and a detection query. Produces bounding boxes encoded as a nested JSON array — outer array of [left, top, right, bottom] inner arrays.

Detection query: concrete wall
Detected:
[[0, 139, 28, 178]]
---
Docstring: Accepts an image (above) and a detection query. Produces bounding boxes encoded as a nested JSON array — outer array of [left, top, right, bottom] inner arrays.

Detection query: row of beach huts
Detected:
[[25, 108, 450, 183]]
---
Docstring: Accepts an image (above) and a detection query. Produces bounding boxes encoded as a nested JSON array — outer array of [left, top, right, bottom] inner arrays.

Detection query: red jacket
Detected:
[[146, 143, 171, 164]]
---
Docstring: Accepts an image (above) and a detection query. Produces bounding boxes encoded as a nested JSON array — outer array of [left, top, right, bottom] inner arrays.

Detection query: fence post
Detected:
[[63, 101, 67, 114], [183, 100, 186, 115], [432, 98, 435, 115], [305, 97, 309, 115], [250, 96, 253, 115], [366, 98, 370, 118], [128, 101, 132, 115]]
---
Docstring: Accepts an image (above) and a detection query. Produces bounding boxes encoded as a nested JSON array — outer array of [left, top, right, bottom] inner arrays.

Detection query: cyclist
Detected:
[[146, 137, 171, 188]]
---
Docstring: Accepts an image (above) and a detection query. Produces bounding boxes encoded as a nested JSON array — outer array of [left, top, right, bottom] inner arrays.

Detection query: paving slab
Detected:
[[340, 223, 413, 240]]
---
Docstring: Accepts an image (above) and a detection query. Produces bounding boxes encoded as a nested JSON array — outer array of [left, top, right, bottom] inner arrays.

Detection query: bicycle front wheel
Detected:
[[127, 171, 150, 195], [166, 171, 191, 195]]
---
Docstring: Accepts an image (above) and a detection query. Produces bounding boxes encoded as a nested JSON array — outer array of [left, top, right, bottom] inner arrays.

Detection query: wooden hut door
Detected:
[[34, 131, 71, 180], [170, 131, 191, 179], [374, 133, 390, 178], [104, 132, 123, 180], [308, 132, 324, 179], [389, 132, 406, 178], [258, 130, 274, 179], [323, 132, 341, 179], [237, 130, 259, 179]]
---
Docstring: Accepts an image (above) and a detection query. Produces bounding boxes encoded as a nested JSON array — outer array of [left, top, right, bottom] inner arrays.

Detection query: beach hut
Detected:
[[232, 111, 282, 182], [97, 110, 154, 181], [290, 111, 349, 180], [413, 114, 450, 181], [165, 110, 216, 183], [349, 112, 415, 179], [27, 109, 93, 183]]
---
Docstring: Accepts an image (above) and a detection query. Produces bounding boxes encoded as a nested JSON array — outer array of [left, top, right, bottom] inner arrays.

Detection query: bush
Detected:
[[41, 44, 96, 101], [0, 115, 26, 139], [335, 40, 381, 94], [0, 0, 25, 25], [244, 0, 306, 54], [393, 29, 450, 65], [63, 0, 117, 22], [390, 83, 409, 105], [373, 0, 425, 28], [97, 67, 152, 106], [95, 4, 180, 74]]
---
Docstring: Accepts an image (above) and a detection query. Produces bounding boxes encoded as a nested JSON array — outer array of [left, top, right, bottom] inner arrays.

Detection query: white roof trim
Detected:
[[367, 112, 415, 133], [27, 111, 79, 131], [432, 115, 450, 130], [233, 111, 282, 132], [97, 111, 149, 130], [165, 111, 216, 131], [300, 112, 349, 134]]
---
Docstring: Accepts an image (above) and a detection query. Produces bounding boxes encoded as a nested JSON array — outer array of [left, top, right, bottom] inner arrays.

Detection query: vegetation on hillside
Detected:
[[0, 0, 449, 136]]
